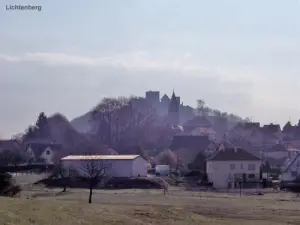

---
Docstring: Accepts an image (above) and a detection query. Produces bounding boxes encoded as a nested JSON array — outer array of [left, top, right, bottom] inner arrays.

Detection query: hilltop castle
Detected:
[[143, 90, 193, 126]]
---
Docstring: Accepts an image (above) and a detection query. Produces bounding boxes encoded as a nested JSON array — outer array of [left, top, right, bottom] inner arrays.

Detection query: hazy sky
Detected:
[[1, 0, 300, 137]]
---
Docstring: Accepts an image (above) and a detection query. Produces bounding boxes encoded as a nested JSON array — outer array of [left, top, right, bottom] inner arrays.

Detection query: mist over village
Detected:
[[1, 0, 300, 224]]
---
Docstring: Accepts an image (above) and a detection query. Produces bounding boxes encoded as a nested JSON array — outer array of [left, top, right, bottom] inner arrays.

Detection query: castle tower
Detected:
[[167, 90, 179, 125]]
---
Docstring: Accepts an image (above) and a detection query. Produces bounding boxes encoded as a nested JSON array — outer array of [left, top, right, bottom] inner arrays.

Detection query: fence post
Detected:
[[239, 181, 242, 197]]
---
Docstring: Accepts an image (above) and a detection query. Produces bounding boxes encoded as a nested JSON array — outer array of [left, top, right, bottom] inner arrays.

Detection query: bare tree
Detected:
[[197, 99, 205, 109], [154, 149, 178, 168], [89, 97, 157, 148], [196, 99, 205, 115], [80, 157, 109, 203], [90, 97, 130, 146]]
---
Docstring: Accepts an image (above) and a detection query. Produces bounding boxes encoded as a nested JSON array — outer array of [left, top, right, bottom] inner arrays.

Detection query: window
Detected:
[[46, 150, 50, 155], [230, 164, 235, 170], [240, 164, 244, 169], [248, 164, 256, 171], [291, 171, 297, 177], [297, 161, 300, 168]]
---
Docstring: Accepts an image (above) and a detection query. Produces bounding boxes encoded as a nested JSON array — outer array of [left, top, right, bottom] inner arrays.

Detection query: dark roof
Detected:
[[282, 121, 294, 133], [244, 122, 260, 130], [26, 143, 62, 157], [207, 147, 260, 161], [230, 139, 253, 151], [161, 94, 170, 102], [264, 157, 287, 167], [0, 140, 20, 150], [169, 135, 210, 151], [234, 122, 260, 130], [183, 116, 212, 127], [270, 144, 287, 152], [261, 124, 281, 134], [293, 127, 300, 139]]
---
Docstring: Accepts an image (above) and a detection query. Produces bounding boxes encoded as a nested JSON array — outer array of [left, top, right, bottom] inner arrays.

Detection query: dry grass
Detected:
[[1, 186, 300, 225]]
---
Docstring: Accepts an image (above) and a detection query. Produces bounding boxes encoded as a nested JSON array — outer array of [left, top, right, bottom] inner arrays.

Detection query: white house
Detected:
[[206, 142, 262, 189], [60, 154, 148, 178], [280, 153, 300, 182]]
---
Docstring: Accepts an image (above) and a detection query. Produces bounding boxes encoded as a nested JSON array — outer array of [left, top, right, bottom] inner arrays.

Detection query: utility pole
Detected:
[[176, 156, 179, 172]]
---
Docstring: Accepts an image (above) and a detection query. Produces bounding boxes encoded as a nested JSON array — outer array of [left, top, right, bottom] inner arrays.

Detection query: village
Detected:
[[2, 0, 300, 223], [1, 90, 300, 193]]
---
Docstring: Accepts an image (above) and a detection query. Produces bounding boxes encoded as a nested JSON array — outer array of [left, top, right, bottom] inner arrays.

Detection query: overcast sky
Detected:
[[0, 0, 300, 137]]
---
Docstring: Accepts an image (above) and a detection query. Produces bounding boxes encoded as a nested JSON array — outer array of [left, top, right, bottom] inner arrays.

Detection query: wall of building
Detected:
[[146, 91, 160, 104], [62, 157, 147, 178], [40, 147, 54, 164], [206, 160, 262, 188], [132, 157, 148, 177], [26, 146, 35, 160]]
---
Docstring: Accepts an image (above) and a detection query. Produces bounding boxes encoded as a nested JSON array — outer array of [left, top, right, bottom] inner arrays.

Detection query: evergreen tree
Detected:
[[36, 112, 47, 131], [35, 112, 50, 138], [23, 126, 37, 139]]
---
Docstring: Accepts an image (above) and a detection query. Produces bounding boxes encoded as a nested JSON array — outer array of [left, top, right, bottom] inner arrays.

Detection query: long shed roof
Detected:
[[61, 155, 140, 161]]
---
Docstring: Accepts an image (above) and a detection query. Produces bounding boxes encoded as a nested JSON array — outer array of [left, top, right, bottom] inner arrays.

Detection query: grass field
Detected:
[[1, 174, 300, 225], [1, 187, 300, 225]]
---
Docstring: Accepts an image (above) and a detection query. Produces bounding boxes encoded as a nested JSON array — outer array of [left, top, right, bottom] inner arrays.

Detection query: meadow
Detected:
[[1, 174, 300, 225]]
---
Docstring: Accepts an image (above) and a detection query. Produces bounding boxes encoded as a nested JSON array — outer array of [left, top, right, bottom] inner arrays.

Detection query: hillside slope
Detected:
[[48, 113, 118, 155], [70, 112, 93, 133]]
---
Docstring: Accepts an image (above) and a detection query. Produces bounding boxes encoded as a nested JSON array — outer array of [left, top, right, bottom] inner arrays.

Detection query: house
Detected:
[[261, 123, 281, 134], [228, 122, 263, 144], [281, 153, 300, 182], [282, 120, 300, 141], [25, 142, 62, 164], [183, 116, 212, 131], [206, 142, 261, 189], [60, 154, 148, 178]]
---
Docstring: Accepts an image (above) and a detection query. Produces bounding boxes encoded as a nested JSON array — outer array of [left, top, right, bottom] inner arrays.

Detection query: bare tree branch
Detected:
[[88, 97, 158, 148], [79, 155, 110, 203]]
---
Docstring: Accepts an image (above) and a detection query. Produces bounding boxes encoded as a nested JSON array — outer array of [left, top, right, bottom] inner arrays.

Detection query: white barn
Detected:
[[60, 155, 148, 178]]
